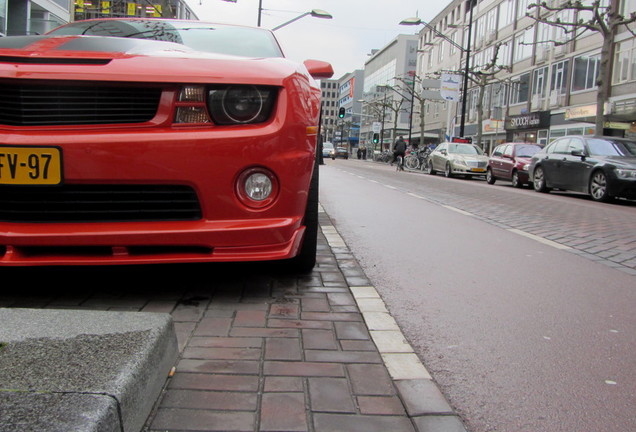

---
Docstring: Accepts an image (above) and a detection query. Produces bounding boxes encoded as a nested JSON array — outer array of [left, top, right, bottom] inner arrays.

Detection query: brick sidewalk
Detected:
[[144, 207, 468, 432]]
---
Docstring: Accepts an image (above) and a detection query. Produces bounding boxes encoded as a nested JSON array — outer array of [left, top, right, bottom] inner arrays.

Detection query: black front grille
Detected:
[[0, 82, 161, 126], [0, 185, 202, 222]]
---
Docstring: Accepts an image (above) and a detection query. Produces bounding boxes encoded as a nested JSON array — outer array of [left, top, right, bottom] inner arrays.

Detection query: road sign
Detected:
[[372, 122, 381, 133]]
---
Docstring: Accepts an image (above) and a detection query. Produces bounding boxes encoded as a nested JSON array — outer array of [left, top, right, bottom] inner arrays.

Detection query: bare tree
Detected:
[[466, 43, 510, 148], [527, 0, 636, 133]]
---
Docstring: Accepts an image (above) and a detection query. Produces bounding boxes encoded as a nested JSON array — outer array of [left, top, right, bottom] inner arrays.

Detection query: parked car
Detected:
[[332, 147, 349, 159], [487, 143, 543, 188], [528, 136, 636, 202], [426, 142, 489, 178], [322, 141, 335, 158], [0, 18, 334, 272]]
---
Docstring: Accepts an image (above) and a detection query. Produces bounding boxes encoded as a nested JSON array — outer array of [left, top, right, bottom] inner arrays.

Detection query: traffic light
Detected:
[[372, 133, 379, 144], [338, 107, 345, 118]]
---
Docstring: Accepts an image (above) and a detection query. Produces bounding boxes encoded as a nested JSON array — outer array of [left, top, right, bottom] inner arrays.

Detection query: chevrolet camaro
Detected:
[[0, 18, 333, 271]]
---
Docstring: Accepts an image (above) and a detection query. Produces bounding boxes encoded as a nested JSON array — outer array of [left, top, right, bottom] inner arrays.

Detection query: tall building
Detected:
[[73, 0, 197, 20], [1, 0, 72, 36], [411, 0, 636, 153], [0, 0, 198, 37], [336, 70, 365, 153], [320, 79, 340, 144], [359, 34, 419, 152]]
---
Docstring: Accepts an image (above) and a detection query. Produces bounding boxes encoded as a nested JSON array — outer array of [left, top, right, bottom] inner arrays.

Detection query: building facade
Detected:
[[1, 0, 72, 36], [411, 0, 636, 153], [73, 0, 197, 20], [0, 0, 197, 37], [320, 78, 340, 144], [359, 34, 419, 152]]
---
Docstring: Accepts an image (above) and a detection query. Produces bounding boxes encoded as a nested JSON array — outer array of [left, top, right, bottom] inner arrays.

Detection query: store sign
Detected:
[[565, 104, 596, 120], [483, 119, 504, 133], [440, 73, 461, 102], [505, 111, 550, 130]]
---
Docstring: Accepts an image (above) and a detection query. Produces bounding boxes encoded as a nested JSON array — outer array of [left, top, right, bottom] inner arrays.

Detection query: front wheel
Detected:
[[444, 162, 454, 178], [533, 166, 550, 193], [426, 159, 436, 175], [511, 171, 522, 188], [404, 155, 419, 170], [589, 170, 612, 202], [486, 168, 496, 185], [287, 160, 318, 273]]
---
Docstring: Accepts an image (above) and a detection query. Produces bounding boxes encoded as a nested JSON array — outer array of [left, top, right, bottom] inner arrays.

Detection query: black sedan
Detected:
[[528, 136, 636, 202]]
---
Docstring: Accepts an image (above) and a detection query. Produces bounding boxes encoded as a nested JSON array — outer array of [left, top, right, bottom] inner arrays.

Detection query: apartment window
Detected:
[[550, 60, 570, 95], [509, 73, 530, 105], [622, 0, 636, 14], [513, 27, 534, 62], [438, 43, 445, 63], [532, 67, 548, 97], [498, 0, 515, 29], [517, 0, 530, 19], [450, 32, 458, 56], [498, 39, 512, 67], [572, 53, 600, 92], [491, 82, 507, 109], [551, 9, 575, 44], [613, 39, 636, 84]]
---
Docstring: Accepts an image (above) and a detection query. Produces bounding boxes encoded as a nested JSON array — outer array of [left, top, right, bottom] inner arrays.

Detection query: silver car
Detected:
[[426, 142, 489, 178]]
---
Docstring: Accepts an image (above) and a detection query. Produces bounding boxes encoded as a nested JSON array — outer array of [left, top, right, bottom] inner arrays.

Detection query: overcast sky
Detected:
[[184, 0, 449, 79]]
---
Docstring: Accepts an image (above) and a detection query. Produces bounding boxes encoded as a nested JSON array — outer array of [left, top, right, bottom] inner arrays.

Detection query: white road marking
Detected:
[[507, 229, 572, 250]]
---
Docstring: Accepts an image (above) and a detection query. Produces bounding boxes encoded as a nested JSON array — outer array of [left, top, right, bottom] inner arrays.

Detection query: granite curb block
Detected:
[[0, 308, 179, 432], [321, 211, 468, 432]]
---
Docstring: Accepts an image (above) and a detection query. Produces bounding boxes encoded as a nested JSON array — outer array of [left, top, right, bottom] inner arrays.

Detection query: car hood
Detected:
[[604, 156, 636, 168], [450, 153, 489, 161], [0, 35, 306, 85]]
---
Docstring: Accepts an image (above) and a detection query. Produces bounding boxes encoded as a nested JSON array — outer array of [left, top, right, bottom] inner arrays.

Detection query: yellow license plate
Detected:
[[471, 168, 486, 172], [0, 146, 62, 185]]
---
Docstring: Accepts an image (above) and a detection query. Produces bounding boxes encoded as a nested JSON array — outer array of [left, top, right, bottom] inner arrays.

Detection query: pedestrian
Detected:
[[391, 135, 407, 165]]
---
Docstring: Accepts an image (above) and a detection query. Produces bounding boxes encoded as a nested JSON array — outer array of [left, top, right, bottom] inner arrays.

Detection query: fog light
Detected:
[[236, 167, 279, 209]]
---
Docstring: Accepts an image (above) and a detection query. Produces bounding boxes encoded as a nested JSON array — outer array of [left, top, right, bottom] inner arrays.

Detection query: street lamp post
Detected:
[[257, 2, 332, 30], [271, 9, 332, 31], [400, 2, 474, 138]]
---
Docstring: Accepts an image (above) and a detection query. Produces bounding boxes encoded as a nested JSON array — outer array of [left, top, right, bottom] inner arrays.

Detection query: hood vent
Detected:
[[0, 56, 111, 65]]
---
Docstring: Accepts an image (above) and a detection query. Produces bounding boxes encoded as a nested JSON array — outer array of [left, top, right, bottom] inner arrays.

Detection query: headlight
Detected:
[[615, 168, 636, 179], [207, 85, 277, 125], [522, 163, 530, 171]]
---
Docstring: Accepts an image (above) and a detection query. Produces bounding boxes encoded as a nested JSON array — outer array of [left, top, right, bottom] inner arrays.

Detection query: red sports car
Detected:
[[0, 19, 333, 271]]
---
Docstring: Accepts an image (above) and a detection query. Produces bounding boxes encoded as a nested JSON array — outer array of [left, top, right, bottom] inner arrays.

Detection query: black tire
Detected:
[[533, 166, 550, 193], [287, 159, 319, 273], [404, 155, 419, 170], [427, 159, 436, 175], [589, 170, 612, 202], [486, 168, 496, 185], [511, 171, 522, 188], [444, 162, 453, 178]]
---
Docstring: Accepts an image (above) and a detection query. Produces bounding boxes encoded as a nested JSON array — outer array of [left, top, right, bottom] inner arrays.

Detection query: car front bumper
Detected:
[[0, 123, 315, 266]]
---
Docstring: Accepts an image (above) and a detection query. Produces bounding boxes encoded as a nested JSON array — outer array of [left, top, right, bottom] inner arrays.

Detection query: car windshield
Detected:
[[48, 19, 284, 58], [448, 144, 484, 155], [516, 145, 543, 158], [587, 138, 636, 157]]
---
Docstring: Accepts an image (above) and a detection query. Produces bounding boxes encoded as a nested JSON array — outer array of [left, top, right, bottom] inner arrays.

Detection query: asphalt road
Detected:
[[318, 158, 636, 432]]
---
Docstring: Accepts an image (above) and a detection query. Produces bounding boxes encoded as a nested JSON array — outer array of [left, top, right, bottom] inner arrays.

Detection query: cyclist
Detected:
[[391, 135, 407, 169]]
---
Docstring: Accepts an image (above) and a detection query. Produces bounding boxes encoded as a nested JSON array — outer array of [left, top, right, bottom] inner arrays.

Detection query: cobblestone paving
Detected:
[[0, 209, 468, 432]]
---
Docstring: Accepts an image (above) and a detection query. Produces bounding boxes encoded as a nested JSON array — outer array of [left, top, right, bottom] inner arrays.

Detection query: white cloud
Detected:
[[185, 0, 449, 78]]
